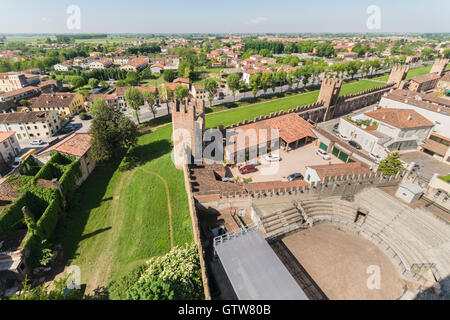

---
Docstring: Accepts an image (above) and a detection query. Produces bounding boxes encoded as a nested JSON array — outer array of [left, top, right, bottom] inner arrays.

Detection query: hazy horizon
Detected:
[[0, 0, 449, 34]]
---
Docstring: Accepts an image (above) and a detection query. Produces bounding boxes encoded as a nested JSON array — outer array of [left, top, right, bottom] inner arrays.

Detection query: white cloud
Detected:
[[248, 17, 268, 25], [41, 17, 49, 22]]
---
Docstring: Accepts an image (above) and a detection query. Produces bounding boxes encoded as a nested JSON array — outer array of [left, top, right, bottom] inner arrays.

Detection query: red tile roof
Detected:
[[0, 131, 16, 142], [37, 133, 91, 158], [307, 162, 371, 180], [365, 108, 435, 129]]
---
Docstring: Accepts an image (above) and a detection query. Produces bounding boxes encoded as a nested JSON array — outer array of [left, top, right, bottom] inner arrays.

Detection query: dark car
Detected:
[[349, 140, 362, 150], [287, 173, 304, 181], [333, 123, 339, 130], [239, 165, 257, 174]]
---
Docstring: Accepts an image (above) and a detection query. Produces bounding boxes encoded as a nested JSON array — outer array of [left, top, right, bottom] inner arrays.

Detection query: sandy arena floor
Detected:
[[282, 224, 406, 300]]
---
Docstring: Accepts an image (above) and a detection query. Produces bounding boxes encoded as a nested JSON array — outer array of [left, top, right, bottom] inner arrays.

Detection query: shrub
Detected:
[[107, 264, 147, 300], [124, 243, 203, 300], [79, 112, 90, 120]]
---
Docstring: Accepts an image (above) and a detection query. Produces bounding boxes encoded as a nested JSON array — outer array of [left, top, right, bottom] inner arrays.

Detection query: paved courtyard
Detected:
[[230, 142, 342, 183], [400, 151, 450, 180]]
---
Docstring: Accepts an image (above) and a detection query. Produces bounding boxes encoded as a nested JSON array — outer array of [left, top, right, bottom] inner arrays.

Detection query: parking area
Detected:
[[230, 143, 342, 183], [400, 151, 450, 180]]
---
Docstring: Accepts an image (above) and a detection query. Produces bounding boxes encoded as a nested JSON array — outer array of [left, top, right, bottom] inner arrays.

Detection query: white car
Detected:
[[265, 155, 281, 162], [369, 152, 382, 164], [30, 139, 44, 145], [11, 158, 21, 168], [317, 149, 331, 160], [340, 134, 350, 141]]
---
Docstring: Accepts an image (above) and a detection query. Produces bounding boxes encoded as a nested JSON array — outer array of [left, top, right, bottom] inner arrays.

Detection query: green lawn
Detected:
[[206, 79, 383, 128], [56, 77, 400, 292], [57, 125, 192, 291]]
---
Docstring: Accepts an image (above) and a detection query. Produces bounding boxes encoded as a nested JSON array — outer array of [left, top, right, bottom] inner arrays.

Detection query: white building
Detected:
[[395, 183, 423, 203], [0, 111, 62, 141], [338, 108, 434, 158], [0, 131, 21, 166]]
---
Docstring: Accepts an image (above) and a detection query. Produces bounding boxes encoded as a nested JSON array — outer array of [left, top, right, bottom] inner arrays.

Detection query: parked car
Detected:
[[221, 177, 233, 183], [265, 155, 281, 162], [239, 165, 257, 174], [349, 140, 362, 150], [316, 149, 331, 160], [340, 134, 350, 141], [369, 152, 382, 164], [11, 157, 21, 169], [333, 123, 339, 130], [30, 139, 44, 145], [287, 173, 304, 182], [332, 129, 340, 137]]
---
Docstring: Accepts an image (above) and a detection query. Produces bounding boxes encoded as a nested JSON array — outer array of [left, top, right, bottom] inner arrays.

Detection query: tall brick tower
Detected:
[[430, 59, 449, 76], [387, 65, 409, 87], [317, 78, 343, 107], [171, 98, 205, 169]]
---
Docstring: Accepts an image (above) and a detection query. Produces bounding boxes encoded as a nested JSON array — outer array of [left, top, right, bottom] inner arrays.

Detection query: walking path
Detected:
[[142, 168, 174, 249]]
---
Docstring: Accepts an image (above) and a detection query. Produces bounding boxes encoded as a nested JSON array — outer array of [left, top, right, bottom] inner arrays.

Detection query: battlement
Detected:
[[338, 83, 394, 102], [317, 78, 343, 107], [388, 65, 409, 87], [430, 59, 449, 76], [218, 171, 405, 200]]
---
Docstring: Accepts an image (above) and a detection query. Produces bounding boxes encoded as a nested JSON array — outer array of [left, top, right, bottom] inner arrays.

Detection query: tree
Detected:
[[163, 69, 177, 83], [125, 71, 139, 86], [88, 78, 99, 89], [159, 85, 173, 115], [125, 88, 144, 124], [261, 72, 271, 96], [204, 78, 218, 106], [226, 74, 240, 101], [443, 49, 450, 59], [70, 76, 85, 88], [143, 90, 157, 119], [174, 84, 189, 101], [10, 277, 83, 300], [249, 73, 261, 99], [89, 101, 138, 162], [377, 152, 405, 176]]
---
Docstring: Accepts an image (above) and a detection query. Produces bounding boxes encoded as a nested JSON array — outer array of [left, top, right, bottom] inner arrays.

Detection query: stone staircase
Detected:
[[261, 205, 305, 239]]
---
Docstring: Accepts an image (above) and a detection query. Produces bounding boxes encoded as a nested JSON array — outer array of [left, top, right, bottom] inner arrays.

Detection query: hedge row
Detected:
[[59, 160, 81, 196], [35, 196, 62, 241]]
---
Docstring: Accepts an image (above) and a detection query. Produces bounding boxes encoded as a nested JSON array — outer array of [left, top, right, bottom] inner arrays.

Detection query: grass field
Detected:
[[206, 79, 383, 128], [57, 125, 192, 292], [55, 77, 406, 292]]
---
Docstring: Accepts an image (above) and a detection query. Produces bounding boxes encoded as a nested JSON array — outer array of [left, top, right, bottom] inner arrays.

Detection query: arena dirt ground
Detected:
[[282, 223, 407, 300]]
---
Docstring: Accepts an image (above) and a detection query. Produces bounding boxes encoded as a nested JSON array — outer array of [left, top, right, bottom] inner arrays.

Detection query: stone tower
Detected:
[[430, 59, 448, 76], [171, 98, 205, 169], [387, 65, 409, 87], [317, 78, 343, 108]]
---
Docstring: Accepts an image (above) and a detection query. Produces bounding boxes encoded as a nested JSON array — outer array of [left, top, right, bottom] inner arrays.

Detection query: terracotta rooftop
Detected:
[[410, 73, 441, 84], [190, 164, 243, 194], [37, 133, 92, 158], [225, 113, 317, 152], [306, 162, 372, 181], [30, 93, 78, 108], [384, 89, 450, 114], [365, 108, 435, 129], [0, 131, 16, 142], [115, 86, 157, 96], [0, 111, 50, 124]]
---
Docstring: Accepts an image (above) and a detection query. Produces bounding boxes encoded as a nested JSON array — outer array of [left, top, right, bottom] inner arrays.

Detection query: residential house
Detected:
[[191, 84, 205, 100], [0, 111, 62, 141], [54, 63, 73, 72], [35, 133, 95, 185], [29, 93, 85, 120], [338, 108, 435, 158], [150, 63, 164, 74], [0, 131, 21, 168], [116, 86, 158, 108], [120, 57, 149, 73], [89, 58, 113, 70]]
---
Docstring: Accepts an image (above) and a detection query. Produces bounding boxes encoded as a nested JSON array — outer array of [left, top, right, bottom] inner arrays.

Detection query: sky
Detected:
[[0, 0, 449, 34]]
